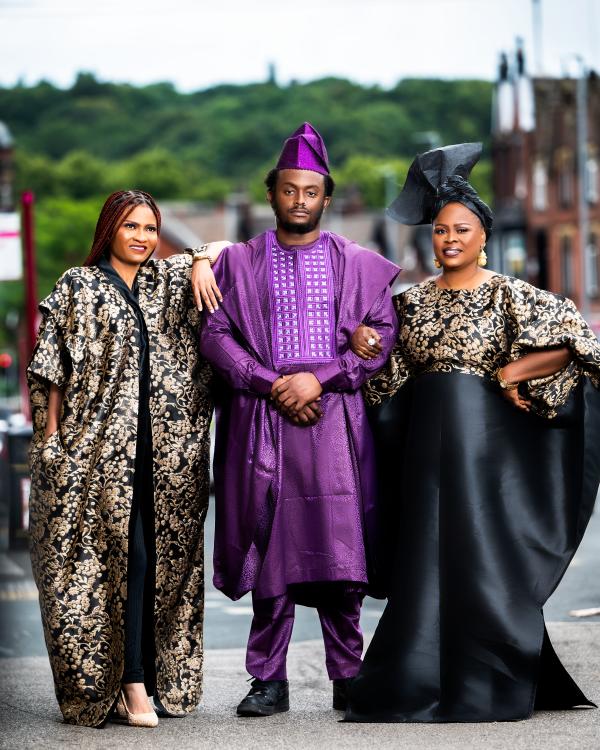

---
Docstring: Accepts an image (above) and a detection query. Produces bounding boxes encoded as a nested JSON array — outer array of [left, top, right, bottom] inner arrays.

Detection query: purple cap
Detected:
[[275, 122, 330, 175]]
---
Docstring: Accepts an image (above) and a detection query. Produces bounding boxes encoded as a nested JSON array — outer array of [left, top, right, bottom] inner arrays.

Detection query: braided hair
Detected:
[[83, 190, 161, 266]]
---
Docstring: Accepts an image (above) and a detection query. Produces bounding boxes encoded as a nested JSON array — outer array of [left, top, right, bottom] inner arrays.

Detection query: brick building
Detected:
[[491, 49, 600, 327], [0, 121, 15, 211]]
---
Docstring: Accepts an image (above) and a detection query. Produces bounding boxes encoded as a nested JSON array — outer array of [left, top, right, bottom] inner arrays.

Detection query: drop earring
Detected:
[[477, 245, 487, 267], [433, 257, 442, 269]]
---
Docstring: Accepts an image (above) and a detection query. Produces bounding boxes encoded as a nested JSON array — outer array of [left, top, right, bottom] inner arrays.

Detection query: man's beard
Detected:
[[271, 197, 325, 235]]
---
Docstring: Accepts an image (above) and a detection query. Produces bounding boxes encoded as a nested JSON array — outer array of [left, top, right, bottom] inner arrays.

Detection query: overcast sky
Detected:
[[0, 0, 598, 91]]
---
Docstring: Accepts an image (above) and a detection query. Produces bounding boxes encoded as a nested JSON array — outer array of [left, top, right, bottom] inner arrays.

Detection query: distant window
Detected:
[[505, 232, 527, 279], [586, 158, 599, 204], [587, 233, 599, 298], [560, 235, 573, 295], [532, 160, 548, 211], [559, 167, 574, 208]]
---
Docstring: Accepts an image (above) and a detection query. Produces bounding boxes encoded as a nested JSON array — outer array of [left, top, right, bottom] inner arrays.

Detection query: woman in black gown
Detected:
[[345, 143, 600, 723]]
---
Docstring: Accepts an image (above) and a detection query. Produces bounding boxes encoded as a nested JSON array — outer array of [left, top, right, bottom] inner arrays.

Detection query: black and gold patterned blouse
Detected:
[[365, 275, 600, 417], [27, 254, 212, 726]]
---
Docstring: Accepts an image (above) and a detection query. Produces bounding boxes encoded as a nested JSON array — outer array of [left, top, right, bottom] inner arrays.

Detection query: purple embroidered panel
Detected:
[[268, 231, 336, 366]]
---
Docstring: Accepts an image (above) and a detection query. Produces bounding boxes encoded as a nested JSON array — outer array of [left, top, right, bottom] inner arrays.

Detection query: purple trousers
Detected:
[[246, 589, 364, 681]]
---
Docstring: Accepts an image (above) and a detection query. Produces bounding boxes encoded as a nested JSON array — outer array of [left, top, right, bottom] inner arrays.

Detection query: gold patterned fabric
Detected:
[[364, 275, 600, 417], [27, 254, 212, 726]]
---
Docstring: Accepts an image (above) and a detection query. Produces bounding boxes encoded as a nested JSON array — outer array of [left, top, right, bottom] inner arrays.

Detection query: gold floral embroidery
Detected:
[[28, 254, 212, 726], [364, 275, 600, 418]]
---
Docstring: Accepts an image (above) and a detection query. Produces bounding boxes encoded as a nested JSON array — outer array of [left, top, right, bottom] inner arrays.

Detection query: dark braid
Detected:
[[83, 190, 161, 266]]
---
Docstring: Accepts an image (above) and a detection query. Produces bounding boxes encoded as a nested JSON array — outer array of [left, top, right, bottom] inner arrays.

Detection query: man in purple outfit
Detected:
[[199, 123, 399, 717]]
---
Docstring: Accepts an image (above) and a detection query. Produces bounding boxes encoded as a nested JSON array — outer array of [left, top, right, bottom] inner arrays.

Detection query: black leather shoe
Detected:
[[332, 677, 354, 711], [236, 679, 290, 717]]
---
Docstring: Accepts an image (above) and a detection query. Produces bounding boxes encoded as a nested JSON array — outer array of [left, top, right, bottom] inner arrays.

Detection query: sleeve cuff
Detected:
[[249, 364, 280, 395], [313, 360, 345, 391]]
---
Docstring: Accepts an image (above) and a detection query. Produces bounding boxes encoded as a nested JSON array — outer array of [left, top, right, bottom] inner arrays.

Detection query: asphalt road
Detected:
[[0, 499, 599, 750], [1, 624, 598, 750], [1, 500, 599, 659]]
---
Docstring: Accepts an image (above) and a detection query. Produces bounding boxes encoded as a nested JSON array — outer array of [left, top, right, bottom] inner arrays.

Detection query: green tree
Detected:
[[34, 197, 103, 297], [55, 150, 110, 199], [117, 149, 188, 198], [14, 150, 61, 198], [335, 155, 411, 208]]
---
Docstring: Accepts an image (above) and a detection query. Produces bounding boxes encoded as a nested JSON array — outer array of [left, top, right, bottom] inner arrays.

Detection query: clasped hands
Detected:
[[269, 324, 382, 426], [270, 373, 323, 426]]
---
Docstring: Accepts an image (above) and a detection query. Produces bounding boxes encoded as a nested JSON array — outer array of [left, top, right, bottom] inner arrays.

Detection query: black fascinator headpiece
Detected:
[[386, 142, 493, 237]]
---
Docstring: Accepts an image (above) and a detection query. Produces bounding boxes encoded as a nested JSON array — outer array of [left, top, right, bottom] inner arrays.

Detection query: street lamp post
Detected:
[[575, 58, 590, 322], [577, 61, 590, 320], [21, 191, 37, 362]]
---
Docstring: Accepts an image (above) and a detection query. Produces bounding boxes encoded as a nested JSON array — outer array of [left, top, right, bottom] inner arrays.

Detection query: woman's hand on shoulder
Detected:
[[191, 241, 231, 312], [351, 324, 382, 360]]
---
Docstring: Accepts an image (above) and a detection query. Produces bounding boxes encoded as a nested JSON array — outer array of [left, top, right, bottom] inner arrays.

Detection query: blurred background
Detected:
[[0, 0, 599, 650]]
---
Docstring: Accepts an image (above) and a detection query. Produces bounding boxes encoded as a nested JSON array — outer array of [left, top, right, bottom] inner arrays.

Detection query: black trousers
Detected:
[[122, 410, 156, 687]]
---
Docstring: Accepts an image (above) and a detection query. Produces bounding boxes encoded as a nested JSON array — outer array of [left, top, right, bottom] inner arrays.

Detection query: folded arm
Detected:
[[498, 348, 572, 412], [199, 306, 279, 395], [314, 288, 398, 393]]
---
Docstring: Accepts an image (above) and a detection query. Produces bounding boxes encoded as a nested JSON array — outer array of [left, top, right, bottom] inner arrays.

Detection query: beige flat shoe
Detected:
[[115, 689, 159, 728]]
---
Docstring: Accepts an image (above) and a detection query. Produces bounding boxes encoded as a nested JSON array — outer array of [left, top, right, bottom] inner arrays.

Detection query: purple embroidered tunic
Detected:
[[269, 231, 335, 365], [199, 231, 400, 601]]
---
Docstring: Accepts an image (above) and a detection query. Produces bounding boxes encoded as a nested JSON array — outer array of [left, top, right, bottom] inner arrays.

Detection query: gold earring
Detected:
[[433, 257, 442, 269], [477, 246, 487, 267]]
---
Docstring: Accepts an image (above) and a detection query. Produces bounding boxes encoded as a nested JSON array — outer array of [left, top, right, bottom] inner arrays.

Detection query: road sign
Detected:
[[0, 213, 21, 281]]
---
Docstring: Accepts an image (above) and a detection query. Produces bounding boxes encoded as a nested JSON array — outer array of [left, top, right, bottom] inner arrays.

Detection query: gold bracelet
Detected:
[[495, 367, 519, 391]]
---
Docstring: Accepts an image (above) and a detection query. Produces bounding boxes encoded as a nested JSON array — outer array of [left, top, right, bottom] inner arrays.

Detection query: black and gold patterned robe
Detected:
[[27, 254, 212, 726], [346, 274, 600, 723]]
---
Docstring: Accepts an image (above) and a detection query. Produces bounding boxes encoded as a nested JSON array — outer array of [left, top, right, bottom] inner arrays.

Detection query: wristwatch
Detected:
[[495, 367, 519, 391], [184, 245, 213, 265]]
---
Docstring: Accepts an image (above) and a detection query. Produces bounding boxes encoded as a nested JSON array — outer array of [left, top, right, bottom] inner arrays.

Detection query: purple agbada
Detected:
[[200, 230, 399, 602]]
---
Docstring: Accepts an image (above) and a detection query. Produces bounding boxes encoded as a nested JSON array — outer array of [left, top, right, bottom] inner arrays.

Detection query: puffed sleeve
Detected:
[[27, 271, 75, 389], [362, 294, 412, 406], [508, 282, 600, 418]]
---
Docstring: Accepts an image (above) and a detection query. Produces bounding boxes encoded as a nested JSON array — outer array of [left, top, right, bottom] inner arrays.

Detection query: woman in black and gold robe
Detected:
[[27, 190, 225, 727], [345, 144, 600, 723]]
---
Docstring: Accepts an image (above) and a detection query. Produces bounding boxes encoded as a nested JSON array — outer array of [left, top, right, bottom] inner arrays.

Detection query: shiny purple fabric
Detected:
[[246, 589, 364, 680], [275, 122, 330, 175], [199, 231, 400, 601], [269, 231, 335, 365]]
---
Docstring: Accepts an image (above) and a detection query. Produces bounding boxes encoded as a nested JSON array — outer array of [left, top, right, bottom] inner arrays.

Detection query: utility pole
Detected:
[[575, 59, 590, 321], [21, 191, 37, 361]]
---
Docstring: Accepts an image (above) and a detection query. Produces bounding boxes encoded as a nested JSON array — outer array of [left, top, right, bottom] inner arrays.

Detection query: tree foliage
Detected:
[[0, 73, 494, 347], [2, 72, 493, 206]]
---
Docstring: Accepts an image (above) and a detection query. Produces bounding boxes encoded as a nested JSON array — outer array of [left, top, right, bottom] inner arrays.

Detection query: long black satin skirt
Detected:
[[346, 372, 600, 723]]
